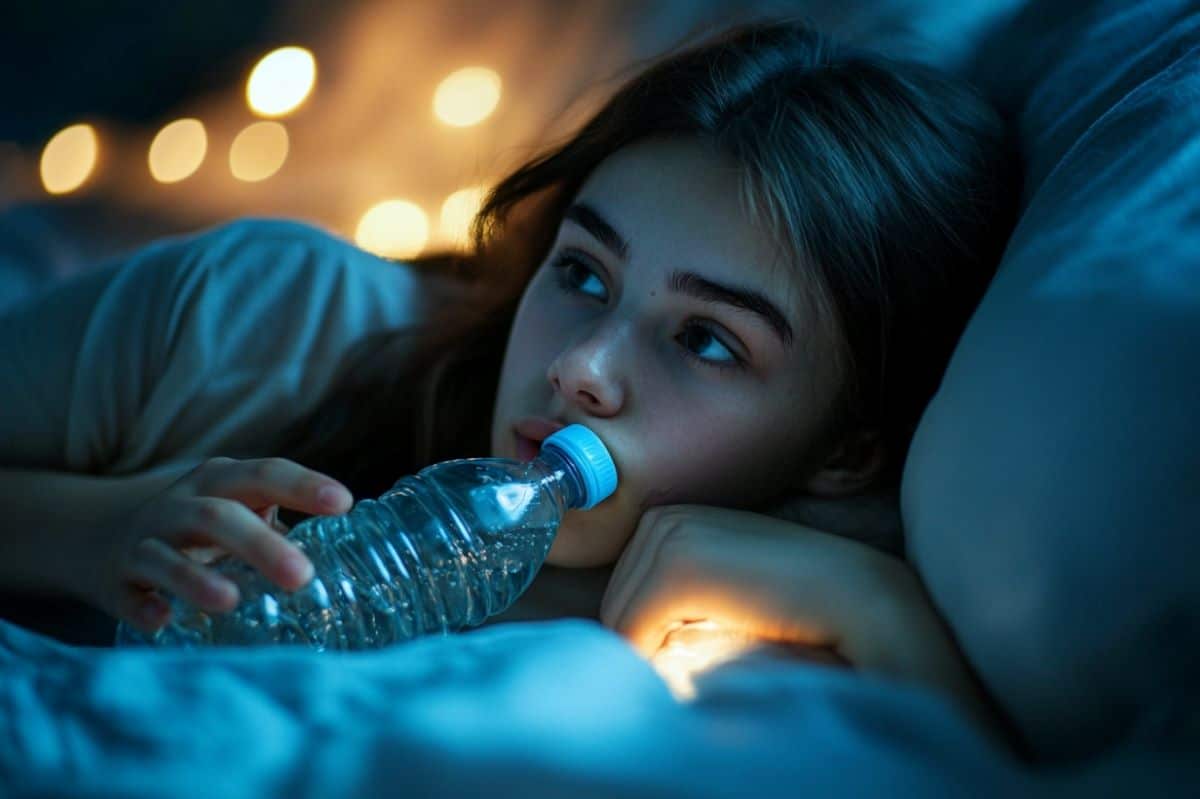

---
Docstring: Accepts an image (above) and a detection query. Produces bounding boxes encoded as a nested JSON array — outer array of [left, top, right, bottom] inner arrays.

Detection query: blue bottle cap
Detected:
[[542, 424, 618, 510]]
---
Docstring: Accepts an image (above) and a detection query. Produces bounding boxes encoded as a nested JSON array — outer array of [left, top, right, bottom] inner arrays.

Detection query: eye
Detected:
[[677, 322, 745, 371], [549, 248, 747, 373], [550, 250, 608, 301]]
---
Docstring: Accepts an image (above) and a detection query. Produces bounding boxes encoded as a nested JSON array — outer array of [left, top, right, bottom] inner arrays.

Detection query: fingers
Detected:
[[113, 587, 173, 635], [257, 504, 289, 533], [600, 506, 683, 636], [113, 498, 308, 632], [608, 566, 756, 659], [601, 505, 844, 660], [617, 589, 723, 660], [101, 456, 341, 631], [192, 457, 353, 518], [177, 496, 315, 591], [601, 507, 706, 657], [599, 508, 660, 626], [126, 537, 241, 614]]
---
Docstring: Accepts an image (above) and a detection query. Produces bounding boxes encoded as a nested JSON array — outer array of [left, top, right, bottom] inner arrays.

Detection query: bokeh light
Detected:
[[148, 118, 208, 183], [433, 67, 502, 127], [40, 123, 98, 195], [246, 46, 317, 117], [439, 185, 488, 249], [229, 121, 290, 182], [355, 199, 430, 259]]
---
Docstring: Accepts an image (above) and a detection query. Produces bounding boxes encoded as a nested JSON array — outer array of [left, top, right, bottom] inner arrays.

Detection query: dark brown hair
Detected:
[[273, 17, 1021, 518]]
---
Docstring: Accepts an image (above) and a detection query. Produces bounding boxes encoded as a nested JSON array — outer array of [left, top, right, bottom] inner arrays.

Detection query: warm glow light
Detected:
[[355, 199, 430, 259], [229, 122, 289, 182], [433, 67, 502, 127], [649, 620, 754, 701], [148, 118, 207, 183], [439, 185, 487, 249], [40, 123, 98, 195], [246, 46, 317, 117]]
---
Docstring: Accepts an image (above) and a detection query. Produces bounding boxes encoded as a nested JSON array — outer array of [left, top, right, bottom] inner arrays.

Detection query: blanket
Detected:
[[2, 618, 1194, 798]]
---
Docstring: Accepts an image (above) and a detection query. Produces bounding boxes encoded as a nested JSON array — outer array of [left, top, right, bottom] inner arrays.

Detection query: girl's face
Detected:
[[490, 136, 841, 566]]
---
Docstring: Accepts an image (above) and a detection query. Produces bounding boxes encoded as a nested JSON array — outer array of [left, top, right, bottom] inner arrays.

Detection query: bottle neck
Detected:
[[531, 446, 587, 510]]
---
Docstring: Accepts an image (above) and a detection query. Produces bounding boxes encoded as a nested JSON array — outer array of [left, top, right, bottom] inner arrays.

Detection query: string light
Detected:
[[40, 123, 98, 195], [439, 185, 488, 250], [229, 121, 289, 182], [246, 46, 317, 117], [148, 118, 207, 183], [355, 199, 430, 259], [433, 67, 502, 127]]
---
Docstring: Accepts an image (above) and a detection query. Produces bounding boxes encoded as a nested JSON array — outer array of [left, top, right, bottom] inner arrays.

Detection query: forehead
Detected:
[[571, 137, 797, 298]]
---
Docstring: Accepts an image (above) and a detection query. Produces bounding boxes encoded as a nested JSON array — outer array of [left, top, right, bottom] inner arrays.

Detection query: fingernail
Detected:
[[282, 553, 314, 586], [207, 577, 239, 606], [318, 485, 350, 511]]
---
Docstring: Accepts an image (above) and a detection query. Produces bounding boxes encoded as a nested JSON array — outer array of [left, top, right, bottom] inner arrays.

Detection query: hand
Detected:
[[79, 457, 353, 635], [600, 505, 1000, 732]]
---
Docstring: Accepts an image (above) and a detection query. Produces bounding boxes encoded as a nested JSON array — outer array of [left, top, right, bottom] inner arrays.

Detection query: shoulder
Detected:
[[158, 217, 415, 301], [128, 218, 432, 343], [100, 217, 437, 397], [91, 220, 437, 469], [178, 217, 374, 266]]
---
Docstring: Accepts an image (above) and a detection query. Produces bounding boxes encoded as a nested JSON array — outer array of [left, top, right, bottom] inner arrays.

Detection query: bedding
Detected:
[[903, 0, 1200, 761], [3, 616, 1194, 798], [3, 0, 1198, 792]]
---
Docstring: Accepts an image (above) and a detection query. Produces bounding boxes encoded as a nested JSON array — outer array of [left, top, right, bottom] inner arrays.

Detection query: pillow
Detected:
[[902, 0, 1200, 762]]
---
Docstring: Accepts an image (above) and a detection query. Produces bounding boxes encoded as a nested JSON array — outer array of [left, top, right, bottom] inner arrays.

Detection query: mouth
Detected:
[[514, 433, 541, 462], [512, 417, 566, 462]]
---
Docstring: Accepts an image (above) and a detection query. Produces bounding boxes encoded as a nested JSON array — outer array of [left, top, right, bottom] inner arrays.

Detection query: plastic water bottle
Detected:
[[114, 424, 617, 651]]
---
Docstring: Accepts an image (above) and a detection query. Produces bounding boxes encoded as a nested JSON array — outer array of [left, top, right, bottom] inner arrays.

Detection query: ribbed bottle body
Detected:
[[118, 457, 569, 650]]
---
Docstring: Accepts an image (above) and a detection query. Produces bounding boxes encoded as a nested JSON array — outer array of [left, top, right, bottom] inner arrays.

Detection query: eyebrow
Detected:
[[563, 201, 795, 348], [564, 203, 629, 261]]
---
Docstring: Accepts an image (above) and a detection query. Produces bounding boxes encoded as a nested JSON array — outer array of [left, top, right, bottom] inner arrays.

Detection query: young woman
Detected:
[[0, 19, 1019, 737]]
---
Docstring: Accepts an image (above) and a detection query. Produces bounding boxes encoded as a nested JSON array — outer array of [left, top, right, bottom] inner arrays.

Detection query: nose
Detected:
[[547, 321, 627, 417]]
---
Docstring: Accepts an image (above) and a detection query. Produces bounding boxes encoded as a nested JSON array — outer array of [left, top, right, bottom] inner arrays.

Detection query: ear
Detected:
[[799, 429, 887, 498]]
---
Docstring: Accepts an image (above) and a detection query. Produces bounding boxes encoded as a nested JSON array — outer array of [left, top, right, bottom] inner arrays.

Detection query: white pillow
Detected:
[[903, 0, 1200, 762]]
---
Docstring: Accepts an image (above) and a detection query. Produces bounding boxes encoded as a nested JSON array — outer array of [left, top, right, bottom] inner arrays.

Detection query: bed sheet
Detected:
[[2, 617, 1195, 798]]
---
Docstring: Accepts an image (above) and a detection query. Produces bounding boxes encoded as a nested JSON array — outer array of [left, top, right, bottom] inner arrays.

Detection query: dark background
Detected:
[[0, 0, 1003, 312]]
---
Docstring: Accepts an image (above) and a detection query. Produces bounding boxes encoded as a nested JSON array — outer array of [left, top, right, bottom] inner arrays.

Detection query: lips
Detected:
[[513, 417, 566, 461]]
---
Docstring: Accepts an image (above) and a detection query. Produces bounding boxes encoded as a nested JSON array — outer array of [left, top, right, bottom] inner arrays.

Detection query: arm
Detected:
[[0, 457, 352, 632], [600, 505, 1007, 743], [0, 461, 200, 597]]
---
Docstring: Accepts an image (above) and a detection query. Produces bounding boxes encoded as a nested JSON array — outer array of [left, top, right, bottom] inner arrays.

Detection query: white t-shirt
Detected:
[[0, 218, 435, 476], [0, 219, 612, 621]]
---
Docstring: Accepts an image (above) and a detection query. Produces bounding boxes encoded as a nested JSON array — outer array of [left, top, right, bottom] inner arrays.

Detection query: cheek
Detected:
[[546, 432, 755, 568], [634, 413, 795, 508], [506, 287, 575, 365], [641, 445, 739, 505], [498, 296, 557, 394]]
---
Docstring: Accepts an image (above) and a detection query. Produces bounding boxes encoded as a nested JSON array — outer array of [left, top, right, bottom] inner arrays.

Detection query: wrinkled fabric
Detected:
[[0, 218, 430, 474], [3, 0, 1198, 790], [5, 617, 1194, 799], [905, 0, 1200, 761]]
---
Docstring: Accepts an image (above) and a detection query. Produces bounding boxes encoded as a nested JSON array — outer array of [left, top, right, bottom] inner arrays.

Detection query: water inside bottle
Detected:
[[139, 517, 558, 650], [119, 443, 596, 650]]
